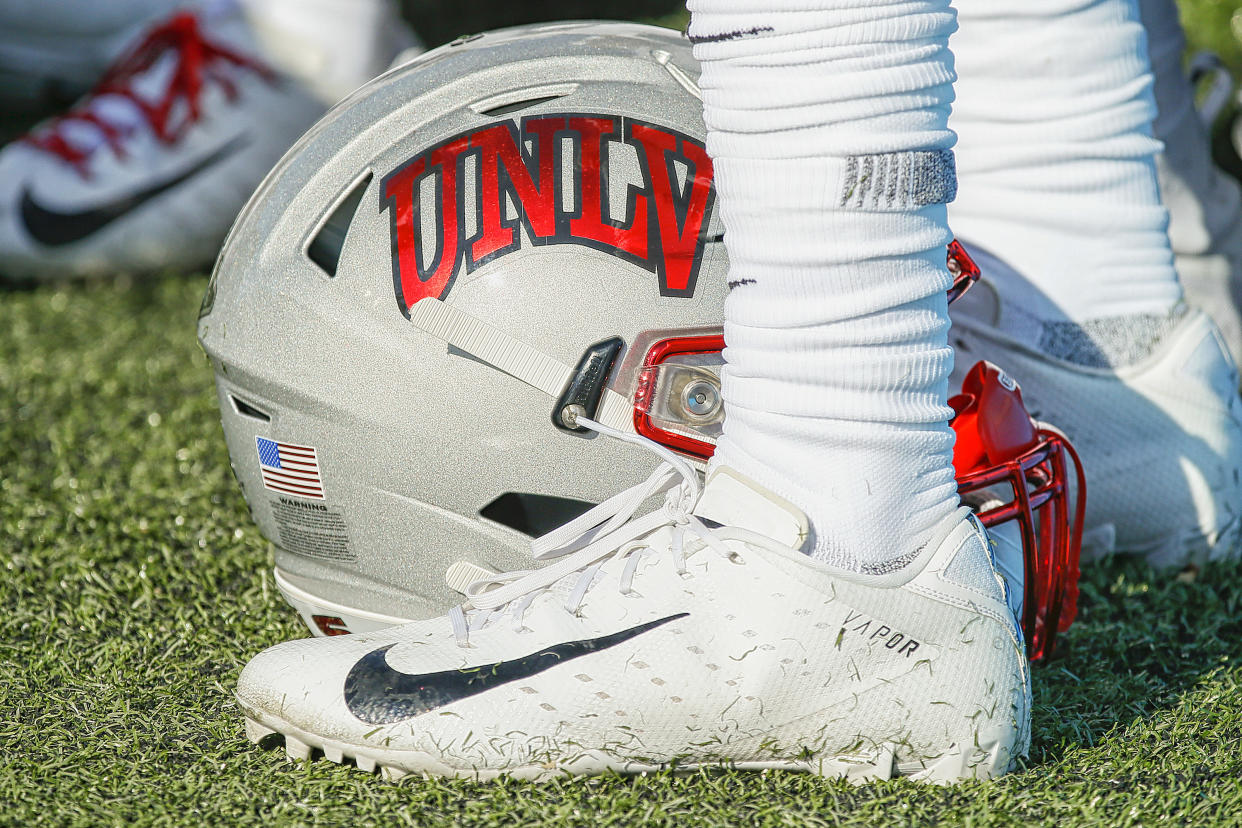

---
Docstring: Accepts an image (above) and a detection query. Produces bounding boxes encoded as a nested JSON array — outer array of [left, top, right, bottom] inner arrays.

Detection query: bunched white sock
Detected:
[[1137, 0, 1242, 366], [949, 0, 1184, 367], [689, 0, 962, 572]]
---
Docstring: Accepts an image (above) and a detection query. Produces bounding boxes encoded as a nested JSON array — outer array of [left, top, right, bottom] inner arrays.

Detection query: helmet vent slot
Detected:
[[479, 492, 596, 537], [230, 395, 271, 423], [471, 83, 578, 117], [306, 171, 373, 278], [477, 96, 562, 118]]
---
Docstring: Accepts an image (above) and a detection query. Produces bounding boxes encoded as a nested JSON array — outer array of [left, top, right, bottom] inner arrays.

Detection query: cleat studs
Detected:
[[355, 754, 377, 773], [323, 745, 344, 764], [284, 737, 312, 761], [244, 719, 275, 744], [380, 764, 409, 781]]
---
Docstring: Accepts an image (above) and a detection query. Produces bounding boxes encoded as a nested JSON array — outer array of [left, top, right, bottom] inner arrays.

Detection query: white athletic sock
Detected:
[[689, 0, 962, 572], [1137, 0, 1189, 147], [949, 0, 1183, 361], [1136, 0, 1242, 364]]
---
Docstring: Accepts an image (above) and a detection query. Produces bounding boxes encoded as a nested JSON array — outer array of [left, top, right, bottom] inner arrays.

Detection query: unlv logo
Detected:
[[381, 114, 715, 317]]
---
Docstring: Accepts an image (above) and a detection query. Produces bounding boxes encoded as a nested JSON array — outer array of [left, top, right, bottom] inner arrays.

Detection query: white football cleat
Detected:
[[0, 1, 421, 283], [0, 0, 419, 110], [950, 282, 1242, 568], [0, 9, 325, 282], [237, 420, 1030, 783]]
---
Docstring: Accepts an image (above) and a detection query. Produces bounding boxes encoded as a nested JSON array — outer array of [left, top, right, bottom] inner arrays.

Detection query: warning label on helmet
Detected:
[[270, 497, 355, 561]]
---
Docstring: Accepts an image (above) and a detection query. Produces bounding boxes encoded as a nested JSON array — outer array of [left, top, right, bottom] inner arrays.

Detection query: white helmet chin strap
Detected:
[[406, 297, 635, 433]]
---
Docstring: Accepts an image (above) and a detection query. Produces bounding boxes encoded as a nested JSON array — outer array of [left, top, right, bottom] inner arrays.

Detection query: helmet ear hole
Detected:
[[230, 394, 271, 422], [306, 171, 372, 277], [479, 492, 597, 537]]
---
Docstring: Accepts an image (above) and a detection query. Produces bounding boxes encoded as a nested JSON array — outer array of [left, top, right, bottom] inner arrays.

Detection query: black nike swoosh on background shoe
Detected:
[[19, 135, 248, 247], [344, 613, 689, 725]]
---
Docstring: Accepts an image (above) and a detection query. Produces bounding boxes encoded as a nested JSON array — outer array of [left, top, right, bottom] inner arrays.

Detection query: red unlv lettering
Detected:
[[381, 114, 715, 317]]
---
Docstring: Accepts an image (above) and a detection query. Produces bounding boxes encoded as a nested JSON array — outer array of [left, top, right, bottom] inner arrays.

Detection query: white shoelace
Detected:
[[447, 417, 739, 647]]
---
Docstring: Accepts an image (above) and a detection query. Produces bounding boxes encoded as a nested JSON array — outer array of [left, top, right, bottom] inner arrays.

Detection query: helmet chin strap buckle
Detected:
[[406, 298, 635, 433], [554, 337, 625, 433]]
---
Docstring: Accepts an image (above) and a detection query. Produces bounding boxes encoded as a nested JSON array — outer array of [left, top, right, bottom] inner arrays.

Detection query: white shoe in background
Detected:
[[0, 1, 420, 281], [0, 10, 324, 281], [951, 276, 1242, 568]]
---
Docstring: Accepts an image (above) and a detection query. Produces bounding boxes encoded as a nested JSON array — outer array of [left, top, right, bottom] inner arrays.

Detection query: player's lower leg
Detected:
[[948, 0, 1242, 566]]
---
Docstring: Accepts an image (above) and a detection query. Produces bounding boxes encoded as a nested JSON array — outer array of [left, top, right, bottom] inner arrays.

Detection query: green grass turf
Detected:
[[6, 3, 1242, 825]]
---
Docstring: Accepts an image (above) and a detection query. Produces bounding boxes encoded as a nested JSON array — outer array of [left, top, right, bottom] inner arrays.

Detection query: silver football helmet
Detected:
[[198, 22, 731, 632]]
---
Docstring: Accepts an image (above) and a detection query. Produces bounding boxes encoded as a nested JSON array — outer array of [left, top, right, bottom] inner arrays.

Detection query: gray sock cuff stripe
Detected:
[[839, 150, 957, 211], [1037, 305, 1189, 369]]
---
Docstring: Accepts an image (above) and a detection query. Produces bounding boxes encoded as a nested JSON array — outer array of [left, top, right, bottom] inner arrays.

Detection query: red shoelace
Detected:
[[23, 12, 274, 176]]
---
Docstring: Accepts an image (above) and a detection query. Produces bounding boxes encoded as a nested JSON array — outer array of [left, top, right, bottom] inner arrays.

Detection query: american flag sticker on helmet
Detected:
[[255, 437, 325, 499]]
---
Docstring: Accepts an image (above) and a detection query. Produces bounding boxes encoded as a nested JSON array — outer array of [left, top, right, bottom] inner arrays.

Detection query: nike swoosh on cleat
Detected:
[[344, 613, 688, 725], [19, 135, 247, 247]]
